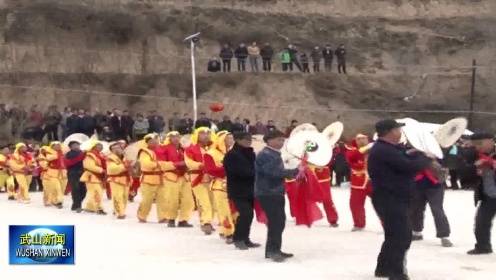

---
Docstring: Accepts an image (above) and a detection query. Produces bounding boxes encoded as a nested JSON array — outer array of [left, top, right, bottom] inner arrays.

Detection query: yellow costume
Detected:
[[205, 131, 237, 240], [106, 152, 131, 218], [38, 147, 52, 206], [137, 134, 169, 222], [162, 131, 194, 227], [80, 141, 106, 213], [185, 127, 216, 233], [10, 143, 33, 203], [45, 142, 67, 207], [0, 151, 10, 194]]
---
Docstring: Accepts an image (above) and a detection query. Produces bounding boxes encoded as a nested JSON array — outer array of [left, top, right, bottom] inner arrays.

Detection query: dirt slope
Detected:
[[0, 0, 495, 136]]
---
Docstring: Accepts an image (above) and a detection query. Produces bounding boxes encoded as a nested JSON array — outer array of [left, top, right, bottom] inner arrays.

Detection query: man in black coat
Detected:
[[368, 119, 432, 280], [65, 141, 87, 213], [224, 132, 261, 250]]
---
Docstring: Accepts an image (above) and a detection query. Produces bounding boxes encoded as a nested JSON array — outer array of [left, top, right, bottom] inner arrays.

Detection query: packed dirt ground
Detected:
[[0, 0, 495, 136]]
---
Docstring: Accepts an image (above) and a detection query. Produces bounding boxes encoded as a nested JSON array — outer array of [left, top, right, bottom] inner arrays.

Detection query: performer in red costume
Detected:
[[314, 166, 339, 227], [345, 133, 376, 231]]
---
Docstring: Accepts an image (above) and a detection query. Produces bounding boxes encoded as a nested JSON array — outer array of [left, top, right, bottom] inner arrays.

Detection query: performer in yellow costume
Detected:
[[106, 142, 132, 219], [137, 134, 169, 223], [44, 142, 67, 209], [10, 143, 34, 203], [0, 145, 11, 194], [185, 127, 216, 235], [204, 131, 236, 243], [37, 146, 52, 206], [161, 131, 194, 228], [80, 141, 107, 215]]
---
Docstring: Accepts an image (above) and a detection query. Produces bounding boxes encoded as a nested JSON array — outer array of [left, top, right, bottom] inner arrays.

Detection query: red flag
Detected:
[[293, 168, 324, 227]]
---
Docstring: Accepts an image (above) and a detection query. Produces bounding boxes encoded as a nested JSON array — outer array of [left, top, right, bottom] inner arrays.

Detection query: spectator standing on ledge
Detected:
[[323, 44, 333, 72], [288, 44, 302, 72], [234, 43, 248, 71], [207, 57, 221, 72], [219, 44, 234, 72], [284, 120, 298, 137], [247, 42, 260, 72], [300, 53, 310, 73], [279, 49, 291, 72], [133, 113, 149, 141], [335, 44, 347, 74], [310, 46, 322, 72], [260, 42, 274, 72]]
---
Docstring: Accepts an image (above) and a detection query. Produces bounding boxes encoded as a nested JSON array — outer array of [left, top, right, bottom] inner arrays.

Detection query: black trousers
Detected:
[[411, 186, 451, 238], [257, 195, 286, 254], [334, 170, 349, 186], [449, 169, 459, 189], [324, 59, 332, 72], [282, 63, 290, 71], [29, 176, 43, 192], [313, 62, 320, 72], [222, 60, 231, 72], [302, 63, 309, 73], [262, 60, 272, 71], [232, 198, 255, 242], [372, 191, 412, 277], [338, 60, 347, 74], [44, 125, 59, 141], [237, 59, 246, 71], [474, 198, 496, 251], [68, 172, 86, 209]]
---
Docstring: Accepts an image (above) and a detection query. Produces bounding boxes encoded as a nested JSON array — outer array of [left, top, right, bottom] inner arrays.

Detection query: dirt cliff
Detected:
[[0, 0, 495, 136]]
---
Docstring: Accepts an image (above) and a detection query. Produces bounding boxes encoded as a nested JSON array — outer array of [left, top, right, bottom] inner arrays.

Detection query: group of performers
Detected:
[[0, 127, 457, 248]]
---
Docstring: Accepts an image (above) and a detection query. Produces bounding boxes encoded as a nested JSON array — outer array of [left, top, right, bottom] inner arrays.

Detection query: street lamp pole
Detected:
[[184, 32, 201, 124]]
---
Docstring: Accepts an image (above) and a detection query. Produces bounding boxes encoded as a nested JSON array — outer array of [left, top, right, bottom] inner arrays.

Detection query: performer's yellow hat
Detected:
[[50, 141, 61, 146], [163, 131, 180, 145], [212, 130, 231, 154], [87, 140, 101, 151], [143, 133, 158, 142], [14, 143, 25, 154], [191, 127, 212, 145]]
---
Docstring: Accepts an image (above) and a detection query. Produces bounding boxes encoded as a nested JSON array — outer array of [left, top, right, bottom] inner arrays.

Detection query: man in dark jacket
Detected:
[[231, 117, 245, 133], [234, 43, 248, 71], [335, 44, 347, 74], [322, 44, 333, 72], [64, 141, 87, 213], [217, 115, 233, 132], [194, 112, 211, 129], [219, 44, 234, 72], [224, 132, 260, 250], [368, 119, 432, 280], [110, 110, 127, 141], [467, 131, 496, 255], [207, 57, 221, 72], [78, 110, 96, 137], [310, 46, 322, 72], [254, 130, 301, 262], [260, 43, 274, 72]]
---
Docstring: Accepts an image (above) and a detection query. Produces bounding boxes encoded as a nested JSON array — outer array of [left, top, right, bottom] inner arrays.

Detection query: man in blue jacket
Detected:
[[368, 119, 432, 280], [255, 130, 301, 262]]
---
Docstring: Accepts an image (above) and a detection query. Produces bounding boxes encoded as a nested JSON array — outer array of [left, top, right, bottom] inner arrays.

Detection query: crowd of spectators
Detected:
[[208, 42, 347, 74], [0, 103, 303, 143]]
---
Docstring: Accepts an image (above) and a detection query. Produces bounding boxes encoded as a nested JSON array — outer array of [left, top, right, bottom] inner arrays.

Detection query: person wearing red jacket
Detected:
[[345, 133, 375, 231], [160, 132, 194, 228], [314, 166, 339, 227]]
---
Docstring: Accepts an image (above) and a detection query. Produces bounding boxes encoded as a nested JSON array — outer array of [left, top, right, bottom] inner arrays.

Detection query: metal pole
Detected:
[[191, 39, 198, 124], [468, 59, 476, 128]]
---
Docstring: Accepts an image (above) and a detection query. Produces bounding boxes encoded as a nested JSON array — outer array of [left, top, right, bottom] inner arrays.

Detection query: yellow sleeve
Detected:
[[107, 160, 126, 175], [45, 153, 57, 162], [184, 152, 201, 171], [158, 161, 175, 171], [9, 156, 25, 172], [358, 146, 370, 154], [39, 159, 49, 170], [139, 152, 158, 171], [83, 157, 104, 174]]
